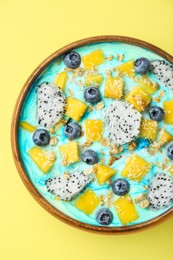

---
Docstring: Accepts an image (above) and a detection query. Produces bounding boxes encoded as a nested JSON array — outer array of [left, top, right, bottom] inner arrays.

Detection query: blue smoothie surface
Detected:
[[18, 42, 173, 227]]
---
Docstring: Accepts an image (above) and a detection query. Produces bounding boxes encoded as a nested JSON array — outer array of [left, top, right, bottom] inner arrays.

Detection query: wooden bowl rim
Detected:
[[11, 35, 173, 234]]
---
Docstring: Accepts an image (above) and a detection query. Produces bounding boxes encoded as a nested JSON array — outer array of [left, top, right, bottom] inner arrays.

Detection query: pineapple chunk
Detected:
[[55, 71, 67, 90], [125, 86, 151, 112], [95, 164, 117, 185], [121, 155, 151, 182], [140, 118, 158, 141], [85, 119, 104, 141], [65, 97, 87, 121], [163, 100, 173, 124], [19, 121, 37, 132], [74, 189, 100, 215], [116, 60, 135, 77], [168, 165, 173, 175], [28, 147, 56, 174], [114, 195, 139, 225], [58, 141, 79, 166], [157, 128, 173, 147], [85, 74, 103, 86], [82, 49, 105, 70], [135, 76, 159, 94], [104, 76, 124, 100]]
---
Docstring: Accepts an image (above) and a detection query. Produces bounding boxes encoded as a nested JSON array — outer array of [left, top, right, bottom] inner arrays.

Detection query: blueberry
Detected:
[[63, 51, 81, 69], [112, 178, 130, 196], [32, 129, 50, 146], [96, 208, 113, 225], [84, 86, 101, 104], [134, 57, 151, 74], [81, 149, 98, 165], [167, 144, 173, 160], [64, 122, 81, 140], [149, 106, 164, 121]]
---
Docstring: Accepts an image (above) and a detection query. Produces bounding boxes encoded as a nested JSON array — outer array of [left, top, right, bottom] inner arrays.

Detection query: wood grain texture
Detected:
[[11, 35, 173, 234]]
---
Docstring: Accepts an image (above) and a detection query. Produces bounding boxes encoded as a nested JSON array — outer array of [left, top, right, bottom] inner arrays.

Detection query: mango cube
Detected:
[[65, 97, 87, 121], [114, 195, 139, 225], [19, 121, 37, 132], [157, 128, 173, 147], [85, 74, 103, 86], [58, 141, 79, 166], [104, 76, 124, 99], [121, 155, 151, 182], [82, 49, 105, 70], [85, 119, 104, 141], [95, 164, 117, 185], [28, 147, 56, 174], [140, 118, 158, 141], [55, 71, 67, 90], [125, 86, 151, 112], [163, 100, 173, 124], [116, 60, 135, 77], [74, 189, 100, 215], [168, 165, 173, 175], [135, 76, 159, 95]]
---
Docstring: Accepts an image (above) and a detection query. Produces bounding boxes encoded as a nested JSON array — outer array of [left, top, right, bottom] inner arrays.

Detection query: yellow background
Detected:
[[1, 0, 173, 259]]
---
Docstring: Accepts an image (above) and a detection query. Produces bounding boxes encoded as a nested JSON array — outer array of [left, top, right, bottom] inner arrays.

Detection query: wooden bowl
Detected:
[[11, 36, 173, 234]]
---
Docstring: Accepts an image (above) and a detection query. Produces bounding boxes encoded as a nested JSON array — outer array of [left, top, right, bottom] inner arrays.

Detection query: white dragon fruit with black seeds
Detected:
[[148, 173, 173, 210], [151, 60, 173, 90], [105, 101, 142, 145], [37, 82, 66, 128], [46, 172, 91, 201]]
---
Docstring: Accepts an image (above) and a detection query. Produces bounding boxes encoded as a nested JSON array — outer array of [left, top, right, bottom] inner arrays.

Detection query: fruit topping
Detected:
[[64, 122, 81, 140], [64, 51, 81, 69], [112, 178, 130, 196], [81, 149, 98, 165], [134, 57, 151, 74], [149, 106, 164, 122], [84, 86, 101, 104], [96, 208, 113, 225], [32, 129, 50, 146]]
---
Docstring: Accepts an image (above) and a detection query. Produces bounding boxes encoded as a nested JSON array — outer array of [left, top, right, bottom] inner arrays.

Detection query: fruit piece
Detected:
[[65, 97, 87, 121], [84, 86, 101, 104], [135, 75, 159, 94], [149, 106, 164, 122], [104, 76, 124, 99], [74, 189, 100, 215], [58, 141, 79, 166], [46, 172, 91, 201], [125, 86, 151, 112], [167, 144, 173, 160], [112, 178, 130, 196], [121, 155, 151, 182], [85, 119, 104, 141], [168, 165, 173, 175], [81, 149, 98, 165], [157, 128, 173, 147], [95, 164, 117, 185], [134, 57, 151, 74], [64, 122, 81, 140], [96, 208, 113, 225], [148, 173, 173, 209], [140, 118, 158, 141], [55, 71, 67, 90], [63, 51, 81, 69], [85, 74, 103, 86], [105, 101, 141, 145], [114, 195, 139, 225], [37, 82, 66, 128], [116, 60, 135, 77], [19, 121, 37, 132], [82, 49, 105, 70], [28, 147, 56, 173], [163, 100, 173, 124], [151, 60, 173, 90], [32, 129, 50, 146]]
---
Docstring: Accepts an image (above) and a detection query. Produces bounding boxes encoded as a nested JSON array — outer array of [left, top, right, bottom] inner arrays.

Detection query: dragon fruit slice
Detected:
[[105, 101, 142, 145], [151, 60, 173, 90], [46, 172, 91, 201], [148, 173, 173, 210], [37, 82, 66, 128]]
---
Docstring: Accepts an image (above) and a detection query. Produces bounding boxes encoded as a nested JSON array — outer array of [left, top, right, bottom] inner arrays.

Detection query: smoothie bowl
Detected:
[[11, 36, 173, 233]]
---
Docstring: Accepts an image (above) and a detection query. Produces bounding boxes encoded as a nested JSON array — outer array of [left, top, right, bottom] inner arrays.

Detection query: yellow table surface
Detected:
[[1, 0, 173, 259]]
